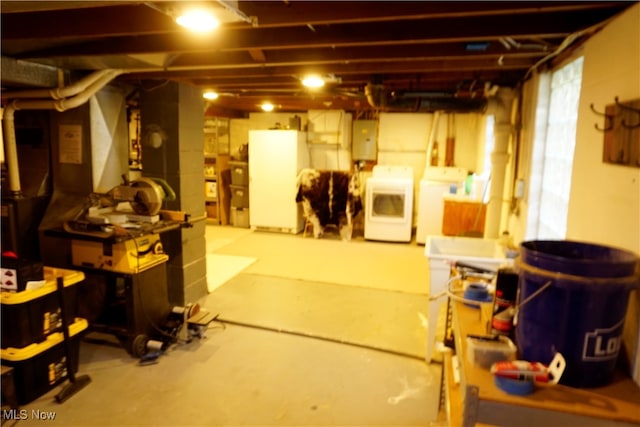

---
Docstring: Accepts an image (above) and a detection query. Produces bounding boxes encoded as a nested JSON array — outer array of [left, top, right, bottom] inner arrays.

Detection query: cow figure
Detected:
[[295, 168, 363, 240]]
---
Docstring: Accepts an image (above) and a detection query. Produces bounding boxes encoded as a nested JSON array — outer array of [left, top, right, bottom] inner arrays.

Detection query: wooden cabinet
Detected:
[[444, 300, 640, 427], [442, 198, 486, 236]]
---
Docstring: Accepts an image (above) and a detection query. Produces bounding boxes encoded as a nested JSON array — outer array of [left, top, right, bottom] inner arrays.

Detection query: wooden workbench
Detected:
[[445, 300, 640, 426]]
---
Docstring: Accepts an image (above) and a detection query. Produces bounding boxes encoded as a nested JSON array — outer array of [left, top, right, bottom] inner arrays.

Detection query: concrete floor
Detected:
[[11, 326, 443, 426], [5, 226, 446, 426]]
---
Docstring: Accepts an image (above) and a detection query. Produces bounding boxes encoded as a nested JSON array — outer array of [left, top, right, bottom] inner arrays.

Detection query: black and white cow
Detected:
[[295, 168, 363, 240]]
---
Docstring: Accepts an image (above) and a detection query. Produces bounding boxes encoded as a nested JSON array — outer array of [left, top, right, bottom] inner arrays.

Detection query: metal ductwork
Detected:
[[2, 69, 125, 195], [365, 83, 488, 113]]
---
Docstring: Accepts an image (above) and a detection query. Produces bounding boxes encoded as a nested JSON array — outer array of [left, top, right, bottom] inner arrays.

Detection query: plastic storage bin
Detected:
[[231, 207, 250, 228], [466, 335, 517, 369], [1, 267, 84, 349], [230, 185, 249, 208], [1, 318, 87, 405], [1, 256, 44, 292], [229, 161, 249, 186]]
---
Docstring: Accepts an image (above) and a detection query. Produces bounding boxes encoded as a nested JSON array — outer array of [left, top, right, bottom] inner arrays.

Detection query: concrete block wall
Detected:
[[140, 81, 208, 306]]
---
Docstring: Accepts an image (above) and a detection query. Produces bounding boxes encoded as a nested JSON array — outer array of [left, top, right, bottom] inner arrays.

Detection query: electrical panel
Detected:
[[352, 120, 377, 161]]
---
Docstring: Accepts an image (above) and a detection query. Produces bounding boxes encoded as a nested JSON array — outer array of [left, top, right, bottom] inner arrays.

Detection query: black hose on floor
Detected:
[[216, 317, 440, 364]]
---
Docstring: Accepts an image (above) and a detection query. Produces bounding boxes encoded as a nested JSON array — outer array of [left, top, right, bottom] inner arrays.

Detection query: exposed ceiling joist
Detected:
[[1, 1, 632, 113]]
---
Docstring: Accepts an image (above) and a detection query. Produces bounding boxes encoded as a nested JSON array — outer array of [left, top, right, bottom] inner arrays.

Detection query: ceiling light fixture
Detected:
[[203, 90, 219, 100], [176, 9, 220, 33], [261, 102, 275, 112], [302, 75, 325, 88]]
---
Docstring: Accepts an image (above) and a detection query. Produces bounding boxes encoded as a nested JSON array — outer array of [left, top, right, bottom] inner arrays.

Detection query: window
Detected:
[[527, 57, 584, 240]]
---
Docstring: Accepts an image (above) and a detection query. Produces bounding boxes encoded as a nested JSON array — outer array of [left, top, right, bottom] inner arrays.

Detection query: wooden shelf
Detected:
[[447, 301, 640, 426], [204, 154, 230, 225], [203, 116, 231, 224]]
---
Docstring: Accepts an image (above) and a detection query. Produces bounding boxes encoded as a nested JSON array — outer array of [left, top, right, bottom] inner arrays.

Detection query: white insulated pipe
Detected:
[[484, 87, 516, 238], [2, 69, 124, 195], [0, 69, 117, 101], [2, 107, 20, 195], [425, 111, 442, 169]]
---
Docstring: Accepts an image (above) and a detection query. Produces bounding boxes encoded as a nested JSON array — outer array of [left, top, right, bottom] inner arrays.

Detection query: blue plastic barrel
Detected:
[[515, 240, 639, 388]]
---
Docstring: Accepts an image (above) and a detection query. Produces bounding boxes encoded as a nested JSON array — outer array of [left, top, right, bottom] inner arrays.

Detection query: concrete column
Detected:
[[485, 88, 515, 238], [140, 82, 207, 305]]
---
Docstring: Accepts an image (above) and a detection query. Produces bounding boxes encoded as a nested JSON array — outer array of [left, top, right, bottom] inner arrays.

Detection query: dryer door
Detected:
[[366, 180, 413, 224], [371, 189, 406, 219]]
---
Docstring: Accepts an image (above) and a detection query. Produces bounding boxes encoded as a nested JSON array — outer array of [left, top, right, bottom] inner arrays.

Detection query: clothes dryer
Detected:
[[364, 165, 414, 242]]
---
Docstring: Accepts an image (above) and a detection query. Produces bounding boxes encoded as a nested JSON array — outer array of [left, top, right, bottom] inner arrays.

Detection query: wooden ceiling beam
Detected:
[[1, 4, 176, 40], [3, 1, 626, 40], [6, 7, 614, 54], [169, 45, 546, 68], [189, 69, 524, 88], [121, 56, 534, 82], [237, 1, 630, 27], [13, 24, 567, 60]]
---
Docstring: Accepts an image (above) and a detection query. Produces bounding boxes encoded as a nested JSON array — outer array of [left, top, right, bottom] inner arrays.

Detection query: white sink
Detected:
[[425, 235, 510, 272], [423, 235, 513, 362]]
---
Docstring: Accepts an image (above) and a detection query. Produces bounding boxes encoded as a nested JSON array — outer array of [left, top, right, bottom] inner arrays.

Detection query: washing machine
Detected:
[[364, 165, 414, 242], [415, 167, 468, 244]]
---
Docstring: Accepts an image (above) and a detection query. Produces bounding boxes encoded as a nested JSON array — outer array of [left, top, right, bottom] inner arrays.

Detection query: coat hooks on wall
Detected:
[[615, 97, 640, 128], [591, 96, 640, 168], [589, 103, 614, 131]]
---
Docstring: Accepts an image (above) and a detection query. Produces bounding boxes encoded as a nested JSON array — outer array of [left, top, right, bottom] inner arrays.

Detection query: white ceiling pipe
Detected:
[[52, 70, 124, 110], [484, 87, 516, 238], [0, 69, 116, 101], [2, 69, 124, 195], [424, 111, 442, 171], [2, 106, 21, 194]]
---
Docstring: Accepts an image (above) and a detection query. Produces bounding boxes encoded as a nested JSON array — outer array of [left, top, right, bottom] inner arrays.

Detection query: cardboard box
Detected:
[[205, 182, 217, 199], [1, 257, 44, 292], [205, 203, 218, 219]]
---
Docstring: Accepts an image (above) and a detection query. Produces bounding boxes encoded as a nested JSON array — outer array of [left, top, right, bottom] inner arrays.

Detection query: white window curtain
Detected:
[[526, 57, 584, 240]]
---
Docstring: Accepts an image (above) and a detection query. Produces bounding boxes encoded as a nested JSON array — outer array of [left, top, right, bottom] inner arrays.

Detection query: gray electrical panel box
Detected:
[[352, 120, 377, 161]]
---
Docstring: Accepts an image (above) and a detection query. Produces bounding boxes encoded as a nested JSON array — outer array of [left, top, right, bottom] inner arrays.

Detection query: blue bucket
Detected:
[[515, 240, 639, 388]]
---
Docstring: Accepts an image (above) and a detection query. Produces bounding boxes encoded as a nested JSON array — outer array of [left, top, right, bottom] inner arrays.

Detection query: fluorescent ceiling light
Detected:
[[203, 90, 219, 100], [261, 102, 275, 112], [176, 9, 220, 32], [302, 75, 325, 88]]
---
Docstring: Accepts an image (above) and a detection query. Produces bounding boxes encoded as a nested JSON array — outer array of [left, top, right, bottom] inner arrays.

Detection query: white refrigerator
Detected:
[[248, 130, 310, 233]]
